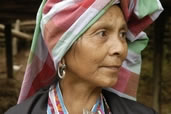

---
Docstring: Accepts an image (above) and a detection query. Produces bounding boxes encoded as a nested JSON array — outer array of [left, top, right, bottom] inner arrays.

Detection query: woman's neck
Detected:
[[59, 76, 102, 114]]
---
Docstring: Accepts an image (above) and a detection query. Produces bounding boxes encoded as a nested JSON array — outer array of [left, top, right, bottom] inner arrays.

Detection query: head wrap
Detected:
[[18, 0, 163, 103]]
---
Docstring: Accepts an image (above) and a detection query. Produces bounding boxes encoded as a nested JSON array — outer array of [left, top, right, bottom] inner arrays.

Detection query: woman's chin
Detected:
[[98, 77, 118, 88]]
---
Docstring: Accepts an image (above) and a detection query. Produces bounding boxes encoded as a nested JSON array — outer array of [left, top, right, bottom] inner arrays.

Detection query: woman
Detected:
[[5, 0, 163, 114]]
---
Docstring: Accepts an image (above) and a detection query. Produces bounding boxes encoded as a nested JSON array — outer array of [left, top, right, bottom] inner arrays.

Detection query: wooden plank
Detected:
[[0, 24, 32, 40], [20, 20, 36, 31], [20, 20, 36, 26], [5, 24, 13, 78], [12, 30, 32, 40], [13, 20, 20, 56]]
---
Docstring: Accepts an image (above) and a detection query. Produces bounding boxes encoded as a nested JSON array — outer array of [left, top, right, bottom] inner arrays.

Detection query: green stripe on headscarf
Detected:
[[128, 37, 149, 54], [28, 0, 47, 64], [137, 0, 159, 19]]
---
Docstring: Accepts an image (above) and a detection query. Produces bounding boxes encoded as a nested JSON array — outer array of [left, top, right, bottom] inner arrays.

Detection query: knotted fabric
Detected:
[[18, 0, 163, 103]]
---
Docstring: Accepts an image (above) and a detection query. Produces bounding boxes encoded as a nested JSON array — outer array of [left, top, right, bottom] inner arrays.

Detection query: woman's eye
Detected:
[[96, 30, 106, 38], [119, 31, 127, 39]]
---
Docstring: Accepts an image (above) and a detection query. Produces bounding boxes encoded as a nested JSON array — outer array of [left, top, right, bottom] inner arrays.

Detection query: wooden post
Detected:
[[5, 24, 13, 78], [152, 14, 165, 113], [13, 19, 20, 56]]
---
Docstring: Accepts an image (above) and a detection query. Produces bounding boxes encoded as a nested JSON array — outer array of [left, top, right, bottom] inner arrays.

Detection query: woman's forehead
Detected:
[[97, 5, 124, 23]]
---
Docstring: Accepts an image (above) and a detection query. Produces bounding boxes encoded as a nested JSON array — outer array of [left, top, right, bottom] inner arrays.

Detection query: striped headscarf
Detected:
[[18, 0, 163, 103]]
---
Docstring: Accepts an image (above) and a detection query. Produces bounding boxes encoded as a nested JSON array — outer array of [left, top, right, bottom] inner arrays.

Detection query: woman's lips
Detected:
[[100, 65, 121, 72]]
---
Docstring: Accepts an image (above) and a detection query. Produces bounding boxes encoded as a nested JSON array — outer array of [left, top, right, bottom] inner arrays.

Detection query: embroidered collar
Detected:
[[47, 82, 110, 114]]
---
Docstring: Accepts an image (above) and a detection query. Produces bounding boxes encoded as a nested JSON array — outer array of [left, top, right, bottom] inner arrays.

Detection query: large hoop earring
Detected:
[[58, 64, 66, 79]]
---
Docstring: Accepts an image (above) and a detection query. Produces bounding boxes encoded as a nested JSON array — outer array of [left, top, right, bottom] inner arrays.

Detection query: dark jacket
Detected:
[[5, 87, 157, 114]]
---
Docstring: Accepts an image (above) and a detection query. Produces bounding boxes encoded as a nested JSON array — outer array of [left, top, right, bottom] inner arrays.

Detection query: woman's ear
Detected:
[[61, 58, 66, 65]]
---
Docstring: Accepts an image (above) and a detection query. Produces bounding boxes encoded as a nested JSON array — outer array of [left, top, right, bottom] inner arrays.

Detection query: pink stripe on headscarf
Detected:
[[27, 53, 55, 98], [44, 2, 88, 51], [113, 67, 139, 97], [120, 0, 136, 21], [43, 0, 62, 14], [128, 14, 153, 36]]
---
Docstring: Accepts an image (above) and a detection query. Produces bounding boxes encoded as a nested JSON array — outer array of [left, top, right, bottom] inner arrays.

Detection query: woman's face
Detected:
[[64, 5, 128, 87]]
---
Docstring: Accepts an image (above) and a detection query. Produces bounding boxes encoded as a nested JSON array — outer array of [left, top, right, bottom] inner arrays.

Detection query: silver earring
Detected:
[[58, 64, 66, 79]]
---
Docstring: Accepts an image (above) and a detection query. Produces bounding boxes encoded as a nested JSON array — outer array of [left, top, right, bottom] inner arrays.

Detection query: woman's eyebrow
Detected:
[[92, 22, 109, 28], [90, 22, 114, 31], [92, 22, 128, 31]]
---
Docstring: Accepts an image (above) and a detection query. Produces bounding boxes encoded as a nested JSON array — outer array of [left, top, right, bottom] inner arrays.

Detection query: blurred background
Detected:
[[0, 0, 170, 114]]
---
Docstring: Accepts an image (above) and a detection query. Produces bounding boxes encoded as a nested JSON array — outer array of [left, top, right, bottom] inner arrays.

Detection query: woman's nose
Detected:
[[108, 36, 127, 57]]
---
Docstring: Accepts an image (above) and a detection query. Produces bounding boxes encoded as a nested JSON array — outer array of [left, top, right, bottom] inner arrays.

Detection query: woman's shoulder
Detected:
[[5, 87, 49, 114], [102, 90, 157, 114]]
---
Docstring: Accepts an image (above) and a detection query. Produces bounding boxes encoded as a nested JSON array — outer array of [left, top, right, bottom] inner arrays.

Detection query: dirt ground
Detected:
[[0, 44, 171, 114]]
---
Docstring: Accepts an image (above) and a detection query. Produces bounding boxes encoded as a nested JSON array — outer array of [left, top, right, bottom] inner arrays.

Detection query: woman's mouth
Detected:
[[100, 65, 121, 72]]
